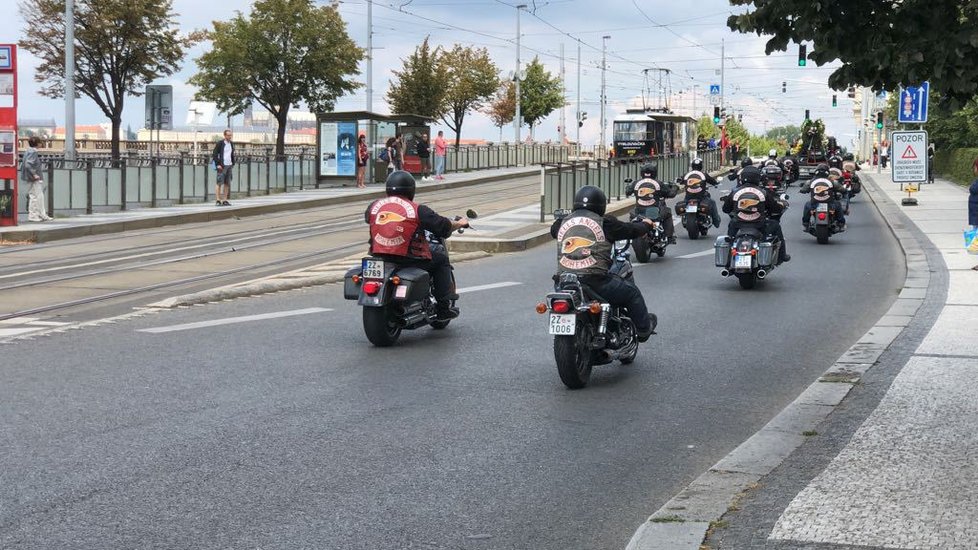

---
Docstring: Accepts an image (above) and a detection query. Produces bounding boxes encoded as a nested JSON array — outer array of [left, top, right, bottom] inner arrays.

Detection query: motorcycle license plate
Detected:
[[734, 255, 752, 269], [362, 259, 384, 280], [549, 314, 576, 335], [816, 203, 829, 212]]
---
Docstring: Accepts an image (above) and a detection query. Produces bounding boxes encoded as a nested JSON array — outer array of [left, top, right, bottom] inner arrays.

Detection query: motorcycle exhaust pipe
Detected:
[[399, 310, 428, 327], [756, 269, 767, 279], [720, 269, 730, 277]]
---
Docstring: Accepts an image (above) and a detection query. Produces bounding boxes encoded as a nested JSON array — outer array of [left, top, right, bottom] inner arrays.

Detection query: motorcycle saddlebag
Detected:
[[343, 267, 363, 300], [757, 241, 776, 268], [390, 267, 430, 302], [714, 236, 731, 267]]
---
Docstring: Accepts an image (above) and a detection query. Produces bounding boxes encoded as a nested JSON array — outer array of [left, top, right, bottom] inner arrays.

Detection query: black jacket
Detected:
[[416, 140, 431, 158], [212, 140, 236, 168]]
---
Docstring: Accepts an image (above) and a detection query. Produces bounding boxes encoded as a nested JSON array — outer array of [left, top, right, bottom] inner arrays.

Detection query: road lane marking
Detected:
[[678, 249, 715, 259], [138, 307, 332, 334], [456, 282, 522, 294]]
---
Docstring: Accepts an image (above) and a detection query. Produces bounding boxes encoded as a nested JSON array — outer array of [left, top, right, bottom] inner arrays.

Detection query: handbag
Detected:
[[965, 227, 978, 255]]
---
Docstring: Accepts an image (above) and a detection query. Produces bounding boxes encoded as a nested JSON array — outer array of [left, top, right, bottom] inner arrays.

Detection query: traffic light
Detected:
[[713, 106, 721, 124], [805, 109, 810, 120], [876, 111, 884, 129], [847, 86, 856, 99], [832, 94, 837, 107], [782, 81, 786, 94], [578, 111, 587, 128], [798, 44, 807, 67]]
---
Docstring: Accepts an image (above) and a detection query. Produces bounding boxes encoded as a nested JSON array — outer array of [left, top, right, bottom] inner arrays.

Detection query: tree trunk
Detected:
[[111, 115, 122, 161], [275, 109, 288, 157]]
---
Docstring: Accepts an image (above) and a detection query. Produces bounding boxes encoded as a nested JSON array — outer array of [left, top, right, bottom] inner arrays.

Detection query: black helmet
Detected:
[[740, 166, 762, 185], [828, 156, 843, 169], [741, 157, 754, 168], [814, 163, 830, 177], [573, 185, 607, 216], [843, 152, 855, 161], [385, 170, 416, 200], [690, 157, 703, 171], [640, 163, 657, 178]]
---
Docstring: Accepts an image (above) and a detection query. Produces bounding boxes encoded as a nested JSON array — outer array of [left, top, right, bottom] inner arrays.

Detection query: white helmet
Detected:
[[768, 148, 778, 158]]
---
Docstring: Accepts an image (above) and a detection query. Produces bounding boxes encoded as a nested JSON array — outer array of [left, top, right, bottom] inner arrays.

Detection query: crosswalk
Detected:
[[0, 317, 72, 338]]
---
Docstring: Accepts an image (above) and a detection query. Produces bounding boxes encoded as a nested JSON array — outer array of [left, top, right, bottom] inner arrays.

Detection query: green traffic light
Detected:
[[713, 118, 720, 124], [876, 122, 883, 129], [798, 59, 806, 67]]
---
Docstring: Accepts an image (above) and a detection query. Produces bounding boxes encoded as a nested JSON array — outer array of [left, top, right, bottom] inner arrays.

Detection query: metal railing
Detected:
[[538, 148, 723, 221], [443, 144, 568, 172], [16, 152, 316, 217]]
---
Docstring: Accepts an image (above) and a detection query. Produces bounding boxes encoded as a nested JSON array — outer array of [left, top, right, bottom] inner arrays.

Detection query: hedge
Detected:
[[934, 148, 978, 186]]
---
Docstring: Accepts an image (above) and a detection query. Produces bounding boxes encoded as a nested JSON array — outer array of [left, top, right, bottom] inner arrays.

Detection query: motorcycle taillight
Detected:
[[817, 212, 828, 221], [552, 300, 572, 314], [363, 281, 383, 295]]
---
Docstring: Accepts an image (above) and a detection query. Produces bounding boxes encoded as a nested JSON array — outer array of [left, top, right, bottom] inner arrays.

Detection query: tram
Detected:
[[612, 110, 697, 158]]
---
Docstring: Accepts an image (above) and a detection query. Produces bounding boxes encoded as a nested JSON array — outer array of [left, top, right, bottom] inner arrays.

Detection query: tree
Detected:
[[696, 116, 720, 140], [190, 0, 362, 155], [19, 0, 195, 159], [440, 45, 499, 149], [386, 37, 447, 118], [727, 0, 978, 105], [483, 81, 516, 142], [519, 57, 563, 138]]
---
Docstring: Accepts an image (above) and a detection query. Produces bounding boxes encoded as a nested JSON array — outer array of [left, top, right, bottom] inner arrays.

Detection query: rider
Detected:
[[680, 157, 721, 228], [365, 170, 469, 321], [721, 165, 790, 263], [800, 164, 847, 231], [627, 163, 678, 244], [551, 185, 657, 342], [764, 148, 781, 168], [841, 152, 862, 195]]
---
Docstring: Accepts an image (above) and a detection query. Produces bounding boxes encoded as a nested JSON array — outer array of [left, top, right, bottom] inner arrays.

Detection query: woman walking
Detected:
[[356, 134, 369, 188], [385, 137, 397, 176], [970, 158, 978, 270], [21, 136, 52, 222]]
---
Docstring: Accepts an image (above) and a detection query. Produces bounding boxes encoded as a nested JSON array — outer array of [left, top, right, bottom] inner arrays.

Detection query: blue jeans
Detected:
[[434, 154, 446, 176]]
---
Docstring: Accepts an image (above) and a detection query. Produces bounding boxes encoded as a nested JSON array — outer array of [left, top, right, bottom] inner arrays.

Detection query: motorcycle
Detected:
[[715, 193, 789, 289], [782, 158, 797, 185], [539, 212, 652, 389], [343, 209, 478, 346], [676, 175, 717, 240], [630, 208, 670, 261], [762, 164, 787, 193], [801, 184, 844, 244]]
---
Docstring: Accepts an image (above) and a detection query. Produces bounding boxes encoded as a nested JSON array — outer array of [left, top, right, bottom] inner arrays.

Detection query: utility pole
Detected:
[[514, 4, 526, 144], [576, 40, 581, 159], [601, 35, 610, 157], [720, 38, 725, 114], [65, 0, 76, 160], [366, 0, 373, 113], [559, 42, 566, 146], [692, 84, 700, 118]]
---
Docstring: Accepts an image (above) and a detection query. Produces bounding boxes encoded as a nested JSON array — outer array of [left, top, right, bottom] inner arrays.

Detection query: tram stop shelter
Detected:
[[315, 111, 435, 186]]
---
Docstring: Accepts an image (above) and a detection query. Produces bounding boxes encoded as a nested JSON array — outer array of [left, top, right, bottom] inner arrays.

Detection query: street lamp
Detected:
[[513, 4, 527, 144], [189, 108, 202, 157], [600, 35, 610, 156]]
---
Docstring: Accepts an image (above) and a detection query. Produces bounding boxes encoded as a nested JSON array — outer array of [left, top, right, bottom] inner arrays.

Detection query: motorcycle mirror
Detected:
[[553, 208, 571, 219], [624, 178, 633, 184], [465, 209, 479, 219], [779, 193, 790, 202]]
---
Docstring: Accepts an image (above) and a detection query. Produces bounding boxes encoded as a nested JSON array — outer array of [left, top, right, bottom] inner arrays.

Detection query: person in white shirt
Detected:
[[211, 129, 235, 206]]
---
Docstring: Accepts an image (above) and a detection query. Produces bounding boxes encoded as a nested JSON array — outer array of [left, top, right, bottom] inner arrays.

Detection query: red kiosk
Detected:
[[0, 44, 17, 226]]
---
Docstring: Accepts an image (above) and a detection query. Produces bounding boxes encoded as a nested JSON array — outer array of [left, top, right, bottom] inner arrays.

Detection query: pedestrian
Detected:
[[880, 140, 889, 169], [434, 130, 447, 180], [384, 137, 397, 176], [927, 144, 935, 183], [731, 143, 740, 165], [393, 135, 404, 171], [21, 136, 52, 222], [212, 129, 235, 206], [872, 145, 879, 166], [969, 157, 978, 270], [417, 133, 432, 180], [356, 134, 369, 188]]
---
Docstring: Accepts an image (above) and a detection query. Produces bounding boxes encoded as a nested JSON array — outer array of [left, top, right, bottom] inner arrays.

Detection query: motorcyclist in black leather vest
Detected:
[[551, 186, 657, 342], [721, 165, 791, 263], [626, 163, 678, 244], [801, 164, 847, 230]]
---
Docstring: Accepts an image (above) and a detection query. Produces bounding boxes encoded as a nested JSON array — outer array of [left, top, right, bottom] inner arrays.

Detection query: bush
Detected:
[[934, 148, 978, 186]]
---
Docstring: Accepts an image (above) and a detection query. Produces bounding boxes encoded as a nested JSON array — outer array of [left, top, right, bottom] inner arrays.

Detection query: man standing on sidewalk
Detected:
[[212, 129, 235, 206], [434, 130, 447, 180], [417, 133, 432, 181]]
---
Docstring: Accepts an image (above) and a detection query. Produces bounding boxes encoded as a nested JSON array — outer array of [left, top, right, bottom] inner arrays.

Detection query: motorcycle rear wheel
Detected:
[[687, 223, 699, 240], [363, 306, 402, 346], [736, 272, 757, 290], [632, 237, 651, 263], [554, 322, 594, 389], [816, 224, 830, 244]]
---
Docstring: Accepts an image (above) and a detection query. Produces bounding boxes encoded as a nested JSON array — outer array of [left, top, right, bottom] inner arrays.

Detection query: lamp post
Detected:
[[600, 35, 610, 157], [65, 0, 76, 160], [513, 4, 527, 144]]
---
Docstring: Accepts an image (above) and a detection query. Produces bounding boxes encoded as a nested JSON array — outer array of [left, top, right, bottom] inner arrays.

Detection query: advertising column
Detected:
[[0, 45, 17, 226]]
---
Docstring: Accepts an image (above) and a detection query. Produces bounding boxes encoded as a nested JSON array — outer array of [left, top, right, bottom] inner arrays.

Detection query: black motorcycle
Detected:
[[800, 183, 844, 244], [540, 216, 650, 388], [715, 194, 789, 289], [676, 175, 717, 240], [344, 209, 477, 346]]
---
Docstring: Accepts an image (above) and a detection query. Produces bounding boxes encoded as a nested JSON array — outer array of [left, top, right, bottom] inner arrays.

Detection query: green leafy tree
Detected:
[[387, 37, 447, 118], [519, 57, 563, 137], [440, 45, 499, 149], [19, 0, 196, 159], [190, 0, 363, 155], [727, 1, 978, 105], [696, 116, 720, 140], [484, 81, 517, 142]]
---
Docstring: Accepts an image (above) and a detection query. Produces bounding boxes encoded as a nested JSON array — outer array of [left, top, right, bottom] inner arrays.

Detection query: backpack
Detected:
[[379, 148, 390, 163]]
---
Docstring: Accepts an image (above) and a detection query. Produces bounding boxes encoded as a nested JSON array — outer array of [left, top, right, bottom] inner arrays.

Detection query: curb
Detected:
[[625, 172, 932, 549], [147, 251, 493, 308], [0, 168, 539, 244]]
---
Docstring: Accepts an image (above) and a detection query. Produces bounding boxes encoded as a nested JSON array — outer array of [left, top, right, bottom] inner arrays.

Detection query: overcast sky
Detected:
[[11, 0, 860, 147]]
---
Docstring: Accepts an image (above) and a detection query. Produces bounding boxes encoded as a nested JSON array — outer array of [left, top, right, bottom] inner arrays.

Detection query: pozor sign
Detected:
[[891, 130, 928, 183]]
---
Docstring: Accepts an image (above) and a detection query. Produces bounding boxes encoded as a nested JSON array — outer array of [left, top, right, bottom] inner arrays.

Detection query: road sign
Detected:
[[144, 85, 173, 130], [891, 130, 928, 183], [898, 82, 929, 123], [709, 95, 720, 106], [709, 84, 720, 95]]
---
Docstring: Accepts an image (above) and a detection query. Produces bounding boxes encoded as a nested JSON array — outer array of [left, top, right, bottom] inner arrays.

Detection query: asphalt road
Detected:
[[0, 186, 904, 549]]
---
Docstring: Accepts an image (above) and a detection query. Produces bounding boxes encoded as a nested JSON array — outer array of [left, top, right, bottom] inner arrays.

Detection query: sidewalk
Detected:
[[628, 171, 978, 550], [0, 166, 538, 244]]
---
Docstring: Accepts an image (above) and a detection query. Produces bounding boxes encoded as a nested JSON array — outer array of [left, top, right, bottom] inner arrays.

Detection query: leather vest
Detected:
[[556, 209, 612, 276], [683, 170, 707, 197], [731, 185, 768, 223], [633, 178, 663, 208], [809, 178, 834, 203], [368, 197, 432, 259]]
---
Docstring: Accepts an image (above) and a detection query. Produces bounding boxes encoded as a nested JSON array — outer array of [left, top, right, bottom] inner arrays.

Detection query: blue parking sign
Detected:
[[898, 82, 929, 123]]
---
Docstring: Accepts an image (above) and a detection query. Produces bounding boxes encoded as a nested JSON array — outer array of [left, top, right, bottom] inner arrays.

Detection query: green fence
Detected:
[[444, 144, 569, 172]]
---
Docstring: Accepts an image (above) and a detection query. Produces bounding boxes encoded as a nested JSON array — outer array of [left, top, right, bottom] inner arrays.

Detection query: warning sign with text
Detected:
[[891, 130, 928, 183]]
